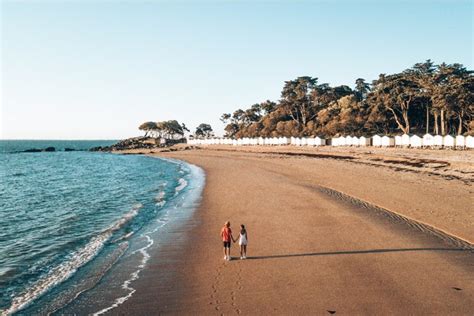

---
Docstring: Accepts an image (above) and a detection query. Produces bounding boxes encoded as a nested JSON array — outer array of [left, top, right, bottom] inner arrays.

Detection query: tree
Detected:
[[138, 121, 157, 137], [195, 123, 214, 138], [355, 78, 370, 102], [220, 60, 473, 138], [281, 76, 318, 128], [369, 73, 422, 134]]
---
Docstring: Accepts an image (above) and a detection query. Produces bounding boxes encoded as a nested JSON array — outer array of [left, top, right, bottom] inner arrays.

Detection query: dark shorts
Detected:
[[223, 241, 231, 248]]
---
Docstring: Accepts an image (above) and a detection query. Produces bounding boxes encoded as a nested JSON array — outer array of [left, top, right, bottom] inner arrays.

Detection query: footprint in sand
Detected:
[[327, 310, 336, 314], [452, 287, 462, 291]]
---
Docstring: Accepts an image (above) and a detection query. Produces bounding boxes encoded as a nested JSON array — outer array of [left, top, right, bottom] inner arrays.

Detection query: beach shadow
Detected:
[[248, 248, 469, 260]]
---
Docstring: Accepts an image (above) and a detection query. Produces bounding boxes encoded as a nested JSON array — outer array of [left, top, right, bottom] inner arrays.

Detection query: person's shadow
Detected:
[[247, 247, 470, 260]]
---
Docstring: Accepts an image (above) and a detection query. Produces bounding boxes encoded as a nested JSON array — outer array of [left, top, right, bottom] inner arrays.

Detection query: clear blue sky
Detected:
[[1, 0, 472, 139]]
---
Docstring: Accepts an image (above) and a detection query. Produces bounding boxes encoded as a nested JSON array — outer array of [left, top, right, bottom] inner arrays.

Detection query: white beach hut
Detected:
[[338, 136, 347, 146], [466, 136, 474, 149], [409, 135, 422, 148], [395, 135, 403, 147], [345, 136, 353, 146], [331, 137, 339, 147], [433, 135, 443, 147], [232, 139, 238, 146], [258, 137, 264, 145], [401, 134, 410, 147], [422, 134, 434, 147], [455, 135, 465, 148], [272, 137, 279, 145], [372, 135, 382, 147], [281, 137, 290, 145], [315, 137, 325, 146], [294, 137, 301, 146], [300, 137, 308, 146], [351, 136, 359, 146], [443, 135, 455, 148], [307, 137, 315, 146], [359, 136, 371, 147], [381, 136, 395, 147], [290, 137, 296, 146]]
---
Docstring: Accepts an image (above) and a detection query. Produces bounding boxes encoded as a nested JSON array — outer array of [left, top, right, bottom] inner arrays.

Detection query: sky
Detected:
[[1, 0, 473, 139]]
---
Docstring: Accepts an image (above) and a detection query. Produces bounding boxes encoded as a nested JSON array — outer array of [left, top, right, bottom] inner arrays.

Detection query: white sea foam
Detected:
[[92, 236, 154, 316], [92, 160, 205, 316], [174, 178, 188, 196], [2, 204, 143, 316], [155, 190, 167, 207]]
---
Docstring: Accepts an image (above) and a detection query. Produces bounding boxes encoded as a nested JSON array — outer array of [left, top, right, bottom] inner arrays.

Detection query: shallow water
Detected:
[[0, 141, 204, 315]]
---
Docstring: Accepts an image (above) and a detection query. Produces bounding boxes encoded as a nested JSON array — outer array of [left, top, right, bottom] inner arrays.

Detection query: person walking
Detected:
[[221, 221, 235, 261], [238, 224, 248, 259]]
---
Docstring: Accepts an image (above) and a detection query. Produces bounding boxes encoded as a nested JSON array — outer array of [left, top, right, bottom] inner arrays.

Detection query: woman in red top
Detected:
[[221, 221, 235, 261]]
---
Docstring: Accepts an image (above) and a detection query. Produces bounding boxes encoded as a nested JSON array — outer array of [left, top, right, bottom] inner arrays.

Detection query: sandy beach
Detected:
[[115, 146, 474, 315]]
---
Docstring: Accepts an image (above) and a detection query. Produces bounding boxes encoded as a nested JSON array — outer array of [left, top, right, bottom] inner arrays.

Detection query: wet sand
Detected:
[[115, 146, 474, 315]]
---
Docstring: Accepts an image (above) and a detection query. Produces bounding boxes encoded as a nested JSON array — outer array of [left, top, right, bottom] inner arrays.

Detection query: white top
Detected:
[[239, 232, 248, 246]]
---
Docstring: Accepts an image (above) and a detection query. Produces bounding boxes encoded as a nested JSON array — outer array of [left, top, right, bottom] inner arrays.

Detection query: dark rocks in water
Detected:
[[90, 136, 185, 152], [21, 147, 56, 153], [64, 148, 76, 152], [89, 146, 103, 151]]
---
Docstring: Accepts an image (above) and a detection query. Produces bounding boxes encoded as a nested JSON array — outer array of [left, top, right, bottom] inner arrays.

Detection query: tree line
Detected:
[[220, 60, 473, 138], [138, 120, 214, 139], [138, 120, 190, 139]]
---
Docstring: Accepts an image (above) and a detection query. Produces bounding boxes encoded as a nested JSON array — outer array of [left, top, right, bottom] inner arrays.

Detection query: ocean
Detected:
[[0, 140, 204, 315]]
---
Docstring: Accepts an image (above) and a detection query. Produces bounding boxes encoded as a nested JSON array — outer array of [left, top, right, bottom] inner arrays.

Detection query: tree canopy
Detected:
[[138, 120, 188, 139], [221, 60, 473, 137], [195, 123, 214, 138]]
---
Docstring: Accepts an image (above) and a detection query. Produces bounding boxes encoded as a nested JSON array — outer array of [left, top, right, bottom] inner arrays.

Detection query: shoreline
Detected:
[[2, 155, 205, 316], [113, 146, 474, 314]]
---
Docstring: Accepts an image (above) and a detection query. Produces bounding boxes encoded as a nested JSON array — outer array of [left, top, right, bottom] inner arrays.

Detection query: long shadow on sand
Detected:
[[248, 248, 469, 260]]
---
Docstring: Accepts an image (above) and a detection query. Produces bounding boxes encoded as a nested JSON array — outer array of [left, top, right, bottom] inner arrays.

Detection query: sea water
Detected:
[[0, 141, 204, 315]]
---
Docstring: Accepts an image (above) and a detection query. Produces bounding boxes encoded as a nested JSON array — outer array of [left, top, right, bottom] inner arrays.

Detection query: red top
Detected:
[[221, 227, 232, 241]]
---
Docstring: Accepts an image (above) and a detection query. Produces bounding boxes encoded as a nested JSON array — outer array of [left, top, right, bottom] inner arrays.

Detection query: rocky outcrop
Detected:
[[22, 147, 56, 153], [90, 137, 185, 152]]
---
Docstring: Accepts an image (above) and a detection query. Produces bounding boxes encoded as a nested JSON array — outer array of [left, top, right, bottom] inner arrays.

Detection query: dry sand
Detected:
[[115, 146, 473, 315]]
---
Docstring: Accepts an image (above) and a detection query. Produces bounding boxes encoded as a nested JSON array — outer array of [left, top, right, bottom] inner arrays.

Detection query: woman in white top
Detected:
[[238, 224, 248, 259]]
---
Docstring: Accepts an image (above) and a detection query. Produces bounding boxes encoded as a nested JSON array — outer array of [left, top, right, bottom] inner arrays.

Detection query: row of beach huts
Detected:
[[188, 134, 474, 149]]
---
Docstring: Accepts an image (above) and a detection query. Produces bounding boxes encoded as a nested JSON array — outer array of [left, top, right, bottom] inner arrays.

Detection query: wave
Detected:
[[2, 204, 143, 316], [92, 198, 176, 315], [174, 178, 188, 196], [92, 236, 154, 316]]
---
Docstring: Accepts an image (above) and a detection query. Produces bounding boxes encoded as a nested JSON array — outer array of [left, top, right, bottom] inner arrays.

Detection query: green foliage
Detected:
[[137, 120, 187, 139], [195, 123, 214, 138], [222, 60, 473, 137]]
